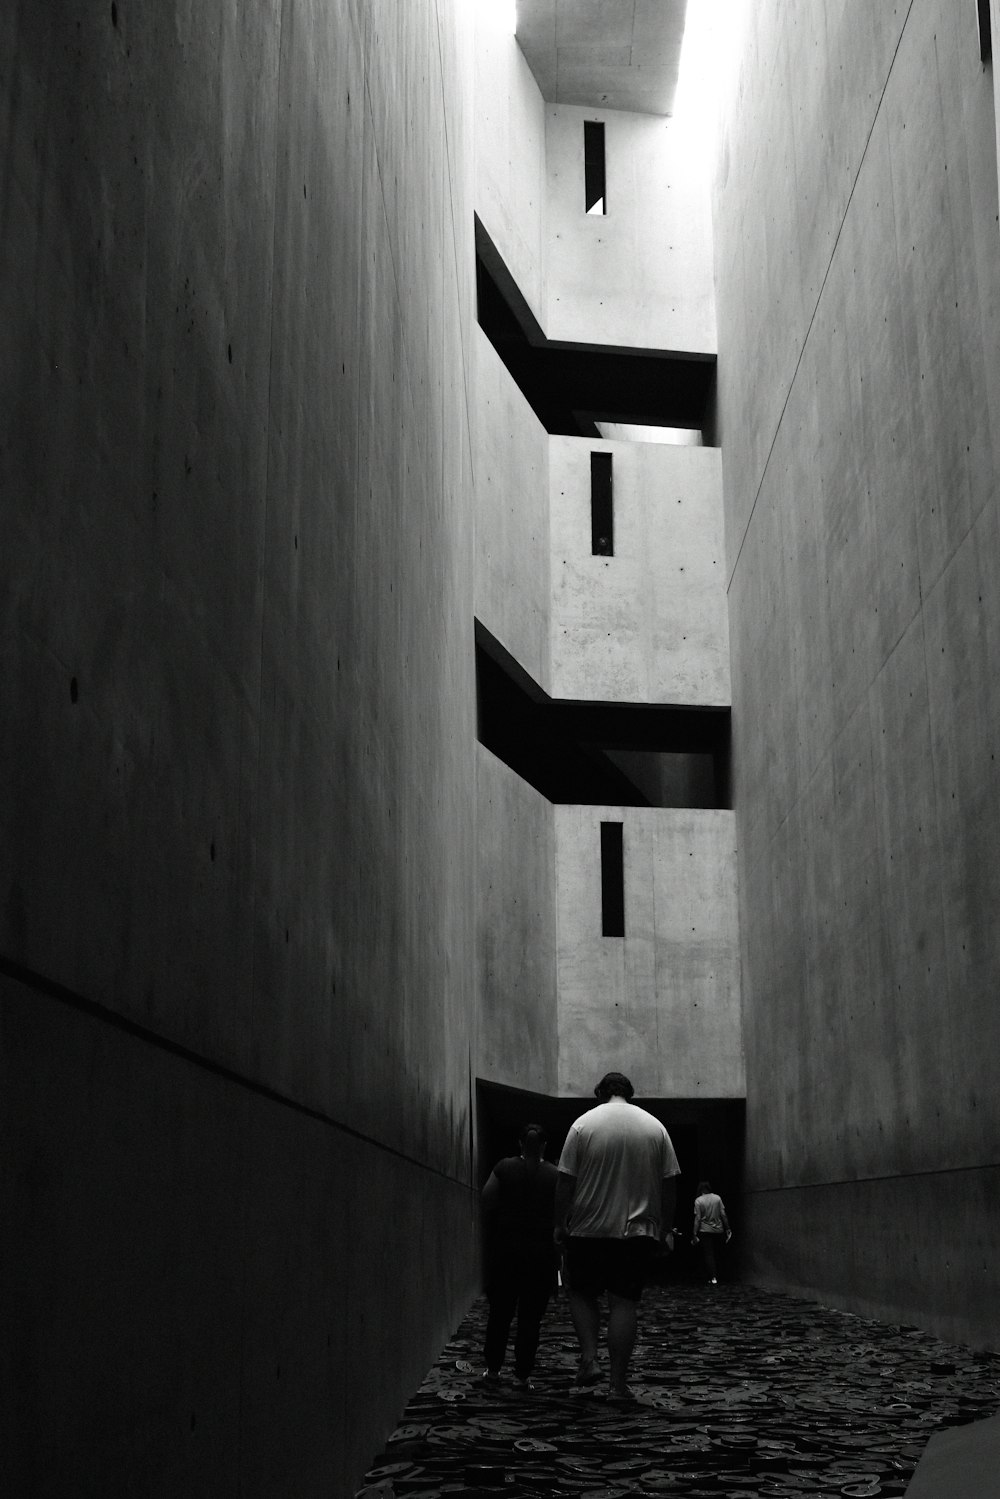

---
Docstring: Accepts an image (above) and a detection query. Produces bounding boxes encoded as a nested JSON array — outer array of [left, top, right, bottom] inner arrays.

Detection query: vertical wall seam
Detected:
[[725, 0, 918, 594]]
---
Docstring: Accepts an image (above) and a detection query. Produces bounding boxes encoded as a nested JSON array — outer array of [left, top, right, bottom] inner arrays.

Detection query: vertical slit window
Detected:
[[601, 821, 625, 937], [584, 121, 606, 215], [979, 0, 992, 60], [591, 452, 613, 556]]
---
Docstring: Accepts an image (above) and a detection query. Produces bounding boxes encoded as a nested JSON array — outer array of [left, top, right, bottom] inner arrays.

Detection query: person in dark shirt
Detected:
[[480, 1122, 559, 1388]]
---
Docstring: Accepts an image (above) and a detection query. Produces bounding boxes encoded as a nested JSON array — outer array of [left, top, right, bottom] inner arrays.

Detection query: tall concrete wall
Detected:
[[470, 20, 736, 1136], [1, 0, 480, 1491], [546, 104, 715, 352], [714, 0, 1000, 1346], [474, 329, 552, 689], [550, 438, 729, 704], [555, 807, 742, 1098], [474, 13, 548, 329], [477, 747, 558, 1094]]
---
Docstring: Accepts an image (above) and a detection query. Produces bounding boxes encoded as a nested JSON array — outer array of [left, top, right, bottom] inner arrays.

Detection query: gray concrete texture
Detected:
[[476, 746, 558, 1095], [474, 329, 552, 690], [554, 806, 742, 1098], [1, 974, 475, 1498], [3, 0, 480, 1488], [550, 437, 729, 704], [993, 0, 1000, 209], [474, 26, 716, 356], [713, 0, 1000, 1343], [475, 9, 548, 331], [545, 103, 715, 352], [743, 1165, 1000, 1351], [515, 0, 688, 117]]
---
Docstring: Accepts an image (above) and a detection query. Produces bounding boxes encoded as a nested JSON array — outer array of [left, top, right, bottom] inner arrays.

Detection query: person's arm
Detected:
[[721, 1200, 732, 1241], [554, 1170, 576, 1246], [692, 1198, 702, 1242], [481, 1171, 500, 1213], [660, 1175, 677, 1247]]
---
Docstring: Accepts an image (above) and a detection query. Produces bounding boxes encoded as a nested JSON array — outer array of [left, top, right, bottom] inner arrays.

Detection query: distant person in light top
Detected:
[[554, 1072, 680, 1402], [692, 1179, 731, 1285], [480, 1123, 559, 1389]]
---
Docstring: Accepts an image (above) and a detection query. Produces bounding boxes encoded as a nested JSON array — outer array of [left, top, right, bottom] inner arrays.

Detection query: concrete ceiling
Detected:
[[515, 0, 689, 117]]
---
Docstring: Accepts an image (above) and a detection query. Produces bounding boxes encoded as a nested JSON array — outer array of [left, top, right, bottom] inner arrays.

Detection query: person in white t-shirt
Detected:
[[554, 1072, 681, 1401], [692, 1180, 731, 1284]]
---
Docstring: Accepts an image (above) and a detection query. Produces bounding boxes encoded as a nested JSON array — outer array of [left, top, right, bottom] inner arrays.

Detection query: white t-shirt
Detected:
[[557, 1097, 680, 1239], [693, 1191, 726, 1234]]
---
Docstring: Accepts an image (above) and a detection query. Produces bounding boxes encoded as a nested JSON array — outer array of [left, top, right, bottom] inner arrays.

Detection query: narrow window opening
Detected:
[[601, 822, 625, 937], [591, 452, 613, 556], [584, 121, 606, 215], [979, 0, 992, 61]]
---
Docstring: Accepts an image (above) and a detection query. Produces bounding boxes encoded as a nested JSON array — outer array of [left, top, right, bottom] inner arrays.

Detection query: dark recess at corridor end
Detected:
[[475, 622, 731, 809], [475, 215, 717, 438]]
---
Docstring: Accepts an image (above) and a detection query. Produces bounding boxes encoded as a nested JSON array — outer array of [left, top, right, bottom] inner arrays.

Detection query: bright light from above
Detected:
[[476, 0, 517, 36], [672, 1, 750, 173], [596, 423, 702, 447]]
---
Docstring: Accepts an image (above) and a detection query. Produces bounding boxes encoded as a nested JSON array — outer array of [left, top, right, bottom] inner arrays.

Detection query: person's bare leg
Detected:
[[607, 1293, 638, 1396], [567, 1289, 601, 1381]]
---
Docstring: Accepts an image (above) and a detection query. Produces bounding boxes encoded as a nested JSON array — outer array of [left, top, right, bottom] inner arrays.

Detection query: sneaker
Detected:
[[514, 1376, 535, 1392], [481, 1369, 501, 1385], [710, 1278, 718, 1285]]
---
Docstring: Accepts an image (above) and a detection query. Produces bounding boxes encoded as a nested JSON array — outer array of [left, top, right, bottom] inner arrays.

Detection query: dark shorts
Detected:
[[564, 1236, 657, 1302]]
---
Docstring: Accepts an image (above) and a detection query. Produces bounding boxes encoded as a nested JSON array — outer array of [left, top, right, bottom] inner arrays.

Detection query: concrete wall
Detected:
[[473, 37, 716, 359], [2, 972, 475, 1497], [555, 807, 742, 1098], [550, 438, 729, 704], [545, 104, 716, 352], [1, 0, 480, 1490], [993, 0, 1000, 211], [475, 329, 552, 689], [714, 0, 1000, 1345], [475, 14, 548, 328], [476, 747, 558, 1094], [472, 24, 558, 1093]]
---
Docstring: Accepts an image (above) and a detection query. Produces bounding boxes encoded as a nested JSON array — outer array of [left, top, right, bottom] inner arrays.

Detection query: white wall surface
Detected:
[[550, 438, 729, 705], [555, 806, 743, 1097], [545, 104, 716, 352]]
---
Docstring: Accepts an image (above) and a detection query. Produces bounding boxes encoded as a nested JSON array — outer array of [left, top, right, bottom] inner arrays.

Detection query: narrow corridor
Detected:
[[357, 1286, 1000, 1498]]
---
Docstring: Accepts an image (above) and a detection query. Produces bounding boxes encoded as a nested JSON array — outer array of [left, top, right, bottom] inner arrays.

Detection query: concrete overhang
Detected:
[[515, 0, 688, 116]]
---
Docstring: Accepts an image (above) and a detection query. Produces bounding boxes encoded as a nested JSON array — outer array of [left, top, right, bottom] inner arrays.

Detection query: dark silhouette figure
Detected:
[[481, 1123, 559, 1388]]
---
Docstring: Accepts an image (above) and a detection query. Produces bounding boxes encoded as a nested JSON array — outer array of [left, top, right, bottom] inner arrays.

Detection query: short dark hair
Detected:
[[698, 1179, 712, 1195], [595, 1071, 634, 1101]]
